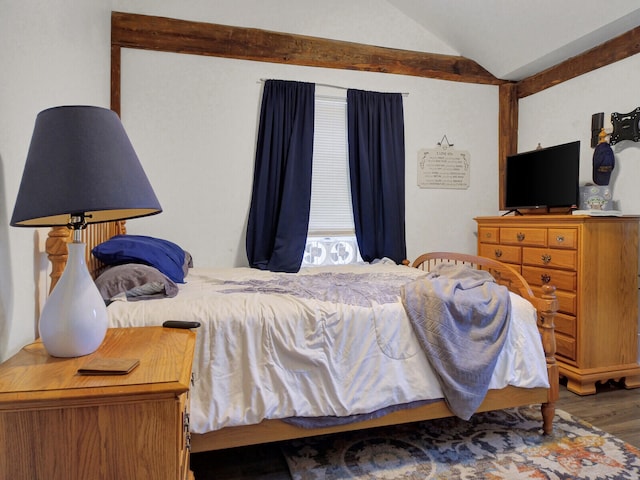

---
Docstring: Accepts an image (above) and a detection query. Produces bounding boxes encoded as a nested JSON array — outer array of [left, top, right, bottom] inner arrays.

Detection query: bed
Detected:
[[45, 223, 559, 454]]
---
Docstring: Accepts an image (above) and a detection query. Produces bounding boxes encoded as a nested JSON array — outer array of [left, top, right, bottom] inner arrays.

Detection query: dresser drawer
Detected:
[[478, 227, 499, 244], [522, 247, 577, 271], [555, 332, 577, 361], [500, 227, 547, 246], [554, 312, 576, 338], [522, 265, 577, 291], [479, 243, 521, 264], [532, 286, 577, 315], [548, 228, 577, 249]]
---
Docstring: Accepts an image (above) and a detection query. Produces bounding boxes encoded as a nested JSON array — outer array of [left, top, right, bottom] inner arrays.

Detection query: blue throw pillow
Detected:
[[92, 235, 187, 283]]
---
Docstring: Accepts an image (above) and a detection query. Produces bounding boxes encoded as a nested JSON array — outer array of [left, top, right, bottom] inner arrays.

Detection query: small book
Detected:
[[78, 358, 140, 375], [572, 209, 623, 217]]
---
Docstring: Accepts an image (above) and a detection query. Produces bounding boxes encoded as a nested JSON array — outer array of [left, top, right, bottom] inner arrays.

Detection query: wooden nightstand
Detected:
[[0, 326, 196, 480]]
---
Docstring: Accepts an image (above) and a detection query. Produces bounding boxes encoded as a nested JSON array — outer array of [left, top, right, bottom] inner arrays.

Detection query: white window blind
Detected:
[[308, 96, 355, 235]]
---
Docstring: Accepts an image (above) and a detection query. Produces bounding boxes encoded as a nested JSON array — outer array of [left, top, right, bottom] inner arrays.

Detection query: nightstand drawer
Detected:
[[500, 227, 547, 246], [522, 247, 577, 271], [478, 227, 500, 244], [179, 391, 191, 479], [548, 228, 577, 249], [479, 243, 521, 264]]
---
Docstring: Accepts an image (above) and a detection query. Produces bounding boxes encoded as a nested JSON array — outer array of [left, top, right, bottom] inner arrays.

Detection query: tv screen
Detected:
[[505, 141, 580, 211]]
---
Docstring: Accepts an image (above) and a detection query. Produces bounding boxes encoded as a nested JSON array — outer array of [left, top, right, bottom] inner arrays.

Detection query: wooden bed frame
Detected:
[[46, 224, 558, 453]]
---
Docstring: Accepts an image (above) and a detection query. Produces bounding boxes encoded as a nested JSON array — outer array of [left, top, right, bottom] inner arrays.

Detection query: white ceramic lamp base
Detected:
[[39, 242, 108, 357]]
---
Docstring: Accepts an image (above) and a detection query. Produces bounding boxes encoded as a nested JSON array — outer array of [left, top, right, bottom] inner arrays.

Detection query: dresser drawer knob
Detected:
[[485, 232, 492, 239], [556, 235, 565, 243], [517, 232, 525, 242], [494, 249, 503, 258], [541, 254, 551, 264], [541, 273, 551, 284]]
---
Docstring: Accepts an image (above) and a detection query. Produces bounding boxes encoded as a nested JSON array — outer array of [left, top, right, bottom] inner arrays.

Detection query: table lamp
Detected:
[[11, 106, 162, 357]]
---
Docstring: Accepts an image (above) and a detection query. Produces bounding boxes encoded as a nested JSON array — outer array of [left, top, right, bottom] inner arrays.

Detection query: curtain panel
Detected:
[[246, 80, 315, 272], [347, 89, 407, 264]]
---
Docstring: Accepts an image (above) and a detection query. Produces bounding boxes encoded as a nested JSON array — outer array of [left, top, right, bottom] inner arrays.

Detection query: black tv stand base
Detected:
[[502, 209, 524, 216]]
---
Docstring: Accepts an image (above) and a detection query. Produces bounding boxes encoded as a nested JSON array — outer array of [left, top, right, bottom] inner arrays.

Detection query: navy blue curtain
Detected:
[[347, 89, 406, 264], [246, 80, 315, 272]]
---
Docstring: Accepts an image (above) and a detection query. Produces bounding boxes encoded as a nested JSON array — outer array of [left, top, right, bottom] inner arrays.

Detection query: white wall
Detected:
[[518, 53, 640, 215], [0, 0, 113, 361], [0, 0, 513, 361], [118, 49, 499, 269], [519, 55, 640, 348]]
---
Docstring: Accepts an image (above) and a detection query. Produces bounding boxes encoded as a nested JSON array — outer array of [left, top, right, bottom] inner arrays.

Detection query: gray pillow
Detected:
[[183, 250, 193, 276], [95, 264, 179, 303]]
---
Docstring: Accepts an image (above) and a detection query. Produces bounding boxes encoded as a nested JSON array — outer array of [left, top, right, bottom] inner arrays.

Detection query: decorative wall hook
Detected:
[[437, 135, 453, 148], [591, 112, 604, 147]]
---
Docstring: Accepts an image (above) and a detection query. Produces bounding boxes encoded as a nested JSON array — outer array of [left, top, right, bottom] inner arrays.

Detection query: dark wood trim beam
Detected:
[[110, 44, 121, 116], [517, 25, 640, 98], [110, 11, 640, 214], [498, 83, 518, 210], [111, 11, 501, 85]]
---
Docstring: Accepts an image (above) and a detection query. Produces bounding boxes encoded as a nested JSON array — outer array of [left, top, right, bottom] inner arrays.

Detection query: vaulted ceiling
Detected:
[[387, 0, 640, 80]]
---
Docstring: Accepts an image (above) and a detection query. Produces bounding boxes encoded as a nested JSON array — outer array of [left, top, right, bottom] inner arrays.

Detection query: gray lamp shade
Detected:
[[11, 105, 162, 227]]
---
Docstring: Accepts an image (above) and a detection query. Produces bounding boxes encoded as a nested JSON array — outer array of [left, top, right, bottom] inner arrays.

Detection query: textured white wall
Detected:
[[6, 0, 590, 361], [519, 54, 640, 339], [119, 49, 499, 268], [1, 0, 113, 361], [519, 53, 640, 215]]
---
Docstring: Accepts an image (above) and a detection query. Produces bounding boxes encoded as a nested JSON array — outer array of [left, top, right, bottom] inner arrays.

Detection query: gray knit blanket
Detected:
[[401, 263, 512, 420]]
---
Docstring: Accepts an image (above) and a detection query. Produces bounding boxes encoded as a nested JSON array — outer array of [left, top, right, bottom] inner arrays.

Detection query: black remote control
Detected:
[[162, 320, 201, 329]]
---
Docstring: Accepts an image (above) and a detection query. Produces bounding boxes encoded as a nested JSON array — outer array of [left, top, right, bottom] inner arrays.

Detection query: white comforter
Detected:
[[107, 262, 549, 434]]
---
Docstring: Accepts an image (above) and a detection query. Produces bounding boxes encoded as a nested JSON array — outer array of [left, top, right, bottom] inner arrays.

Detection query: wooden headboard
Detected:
[[46, 221, 126, 292]]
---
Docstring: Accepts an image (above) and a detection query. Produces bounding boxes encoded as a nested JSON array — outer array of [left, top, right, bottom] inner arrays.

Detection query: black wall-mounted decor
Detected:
[[591, 112, 604, 148], [610, 107, 640, 145]]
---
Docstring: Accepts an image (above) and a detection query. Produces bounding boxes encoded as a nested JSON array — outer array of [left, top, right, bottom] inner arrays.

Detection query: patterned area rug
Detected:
[[282, 405, 640, 479]]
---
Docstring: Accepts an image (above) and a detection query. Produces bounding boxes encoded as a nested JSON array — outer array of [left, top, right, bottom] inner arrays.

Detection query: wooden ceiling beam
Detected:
[[111, 11, 640, 213], [111, 12, 501, 86], [517, 25, 640, 98]]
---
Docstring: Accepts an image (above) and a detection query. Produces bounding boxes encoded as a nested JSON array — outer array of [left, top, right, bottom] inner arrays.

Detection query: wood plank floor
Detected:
[[557, 379, 640, 447], [190, 381, 640, 479]]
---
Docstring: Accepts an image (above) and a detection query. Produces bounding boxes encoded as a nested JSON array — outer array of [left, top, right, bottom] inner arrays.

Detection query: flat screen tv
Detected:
[[504, 140, 580, 212]]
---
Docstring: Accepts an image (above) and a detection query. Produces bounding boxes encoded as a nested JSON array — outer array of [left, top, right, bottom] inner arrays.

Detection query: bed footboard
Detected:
[[412, 252, 559, 434]]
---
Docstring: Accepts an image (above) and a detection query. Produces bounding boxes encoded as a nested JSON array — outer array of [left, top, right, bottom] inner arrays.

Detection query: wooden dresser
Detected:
[[0, 326, 195, 480], [476, 215, 640, 395]]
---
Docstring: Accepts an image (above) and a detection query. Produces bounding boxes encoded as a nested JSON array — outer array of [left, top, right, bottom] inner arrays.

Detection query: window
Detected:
[[302, 96, 362, 266]]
